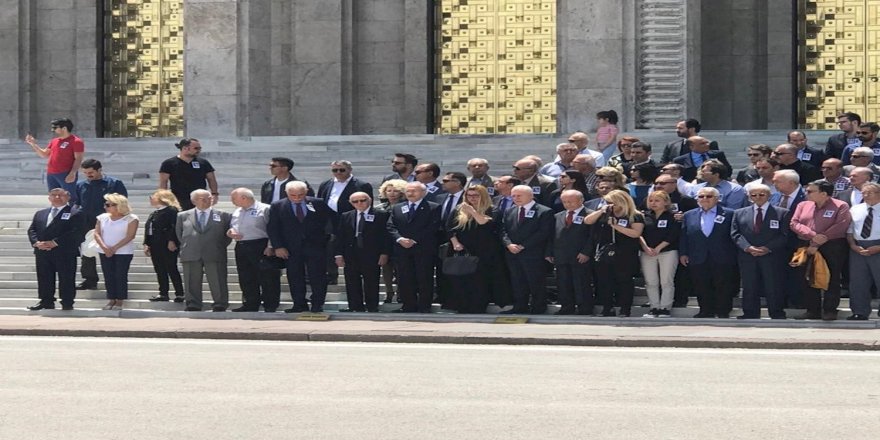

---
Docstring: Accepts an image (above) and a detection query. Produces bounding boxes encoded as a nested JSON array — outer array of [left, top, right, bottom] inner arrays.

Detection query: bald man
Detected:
[[671, 136, 732, 182]]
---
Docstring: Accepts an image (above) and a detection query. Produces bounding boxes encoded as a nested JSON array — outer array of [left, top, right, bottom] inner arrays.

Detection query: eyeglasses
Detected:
[[748, 193, 769, 197], [695, 195, 715, 199], [331, 168, 348, 173], [441, 179, 451, 182], [851, 154, 868, 158], [350, 199, 369, 204], [654, 181, 676, 185], [772, 152, 791, 155], [104, 203, 117, 207], [856, 131, 872, 135], [567, 139, 577, 142]]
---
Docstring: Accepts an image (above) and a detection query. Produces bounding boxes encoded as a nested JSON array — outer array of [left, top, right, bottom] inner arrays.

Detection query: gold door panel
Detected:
[[104, 0, 184, 137], [435, 0, 556, 134], [798, 0, 880, 129]]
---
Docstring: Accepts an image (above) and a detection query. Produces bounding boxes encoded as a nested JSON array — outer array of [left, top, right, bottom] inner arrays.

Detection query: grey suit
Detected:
[[175, 208, 233, 310]]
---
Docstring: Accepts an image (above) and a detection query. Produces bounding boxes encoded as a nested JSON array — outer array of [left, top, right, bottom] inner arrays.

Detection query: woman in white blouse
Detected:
[[95, 193, 139, 310]]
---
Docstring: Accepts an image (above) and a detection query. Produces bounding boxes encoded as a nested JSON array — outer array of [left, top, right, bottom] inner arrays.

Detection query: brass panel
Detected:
[[435, 0, 556, 134], [798, 0, 880, 129], [104, 0, 184, 137]]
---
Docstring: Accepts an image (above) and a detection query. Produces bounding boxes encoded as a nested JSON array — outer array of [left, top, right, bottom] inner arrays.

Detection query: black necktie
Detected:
[[443, 196, 455, 221], [408, 203, 416, 221], [862, 207, 873, 239], [357, 212, 365, 248], [754, 206, 762, 234]]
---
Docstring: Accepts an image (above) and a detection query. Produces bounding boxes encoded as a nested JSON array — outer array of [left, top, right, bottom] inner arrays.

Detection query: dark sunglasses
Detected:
[[856, 131, 872, 135], [696, 195, 715, 199], [104, 203, 117, 207], [749, 193, 769, 197], [350, 199, 369, 203], [654, 181, 676, 185], [331, 168, 348, 173]]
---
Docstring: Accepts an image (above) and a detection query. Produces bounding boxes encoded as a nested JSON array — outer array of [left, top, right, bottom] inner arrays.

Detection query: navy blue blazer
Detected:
[[27, 205, 85, 256], [679, 206, 737, 266], [730, 205, 790, 253], [385, 199, 441, 256], [267, 197, 333, 256]]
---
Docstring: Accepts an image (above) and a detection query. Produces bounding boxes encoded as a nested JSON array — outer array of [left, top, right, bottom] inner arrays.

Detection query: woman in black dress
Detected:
[[143, 189, 184, 302], [447, 185, 512, 313], [585, 189, 645, 317]]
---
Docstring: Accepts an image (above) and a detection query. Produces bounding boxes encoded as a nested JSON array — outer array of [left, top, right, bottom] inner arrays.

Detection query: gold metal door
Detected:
[[104, 0, 184, 137], [799, 0, 880, 128], [435, 0, 556, 134]]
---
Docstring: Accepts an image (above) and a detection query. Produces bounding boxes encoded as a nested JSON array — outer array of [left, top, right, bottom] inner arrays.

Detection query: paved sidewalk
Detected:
[[0, 313, 879, 350]]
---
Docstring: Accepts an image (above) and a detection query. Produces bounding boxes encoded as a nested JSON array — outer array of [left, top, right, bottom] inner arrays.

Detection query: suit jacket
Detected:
[[317, 177, 374, 217], [770, 188, 807, 210], [144, 206, 180, 247], [259, 176, 314, 205], [386, 199, 442, 255], [824, 132, 850, 160], [267, 197, 333, 257], [423, 181, 447, 203], [797, 146, 826, 168], [679, 206, 737, 266], [493, 194, 515, 214], [175, 208, 232, 262], [524, 174, 558, 207], [779, 160, 822, 185], [28, 205, 85, 256], [335, 208, 392, 260], [546, 207, 593, 263], [730, 205, 790, 253], [437, 191, 465, 230], [467, 175, 496, 196], [672, 150, 733, 182], [661, 138, 720, 164], [500, 203, 555, 259], [584, 197, 606, 211]]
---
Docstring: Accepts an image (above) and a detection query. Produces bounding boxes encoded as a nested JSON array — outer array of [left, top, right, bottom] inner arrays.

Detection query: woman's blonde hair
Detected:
[[455, 185, 492, 230], [151, 189, 181, 210], [379, 179, 408, 202], [603, 189, 637, 222], [646, 190, 671, 211], [104, 193, 132, 216]]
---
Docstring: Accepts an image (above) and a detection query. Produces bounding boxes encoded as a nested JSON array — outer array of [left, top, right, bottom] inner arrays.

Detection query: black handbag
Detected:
[[594, 227, 617, 262], [442, 251, 480, 276]]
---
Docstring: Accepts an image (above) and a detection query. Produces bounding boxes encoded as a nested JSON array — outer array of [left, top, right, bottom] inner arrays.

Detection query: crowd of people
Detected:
[[22, 113, 880, 320]]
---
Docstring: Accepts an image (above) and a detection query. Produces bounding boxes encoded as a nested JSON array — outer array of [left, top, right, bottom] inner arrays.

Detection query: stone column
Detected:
[[0, 0, 21, 139]]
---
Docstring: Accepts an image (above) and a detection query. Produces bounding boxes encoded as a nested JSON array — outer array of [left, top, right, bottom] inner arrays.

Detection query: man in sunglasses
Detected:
[[842, 123, 880, 166], [334, 192, 390, 312], [260, 157, 314, 204], [318, 161, 374, 285], [74, 159, 128, 291], [842, 147, 880, 182], [24, 118, 85, 204], [773, 143, 821, 186]]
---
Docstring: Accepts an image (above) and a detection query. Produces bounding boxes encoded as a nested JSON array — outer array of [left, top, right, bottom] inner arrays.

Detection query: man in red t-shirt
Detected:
[[25, 118, 85, 204]]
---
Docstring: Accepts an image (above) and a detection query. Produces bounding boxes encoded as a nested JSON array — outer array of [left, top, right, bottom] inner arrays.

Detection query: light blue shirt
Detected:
[[691, 180, 746, 209], [699, 206, 718, 237]]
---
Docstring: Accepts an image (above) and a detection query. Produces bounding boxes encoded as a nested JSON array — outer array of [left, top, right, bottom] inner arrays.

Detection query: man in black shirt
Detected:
[[158, 138, 219, 211]]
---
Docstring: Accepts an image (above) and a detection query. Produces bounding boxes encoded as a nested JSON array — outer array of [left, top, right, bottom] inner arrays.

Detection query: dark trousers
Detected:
[[396, 251, 435, 313], [556, 261, 594, 313], [235, 239, 281, 310], [285, 252, 327, 311], [673, 264, 692, 307], [595, 261, 635, 312], [99, 254, 133, 300], [342, 252, 381, 312], [326, 235, 339, 283], [80, 225, 98, 284], [505, 254, 547, 313], [35, 251, 77, 307], [797, 239, 846, 314], [691, 261, 736, 316], [738, 252, 785, 318], [149, 245, 184, 297]]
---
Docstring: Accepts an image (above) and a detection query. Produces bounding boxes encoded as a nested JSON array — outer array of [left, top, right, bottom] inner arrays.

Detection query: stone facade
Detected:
[[0, 0, 795, 139]]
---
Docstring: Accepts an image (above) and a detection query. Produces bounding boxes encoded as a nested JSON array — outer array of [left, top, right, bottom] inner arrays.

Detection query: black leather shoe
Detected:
[[149, 295, 170, 302], [326, 279, 338, 286], [846, 314, 868, 321], [232, 306, 257, 312], [716, 314, 730, 319], [173, 296, 185, 303], [822, 311, 838, 321], [184, 306, 201, 312], [310, 307, 324, 313], [61, 305, 73, 311], [554, 308, 576, 315], [284, 305, 308, 313], [212, 307, 227, 312], [338, 308, 354, 312], [27, 303, 54, 311], [737, 315, 759, 320], [263, 307, 277, 313], [601, 309, 616, 317], [75, 282, 97, 290], [366, 308, 379, 313], [793, 312, 821, 320], [693, 312, 713, 318]]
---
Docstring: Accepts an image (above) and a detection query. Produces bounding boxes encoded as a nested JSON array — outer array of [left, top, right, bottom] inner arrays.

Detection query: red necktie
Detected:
[[565, 210, 574, 226], [754, 206, 762, 233]]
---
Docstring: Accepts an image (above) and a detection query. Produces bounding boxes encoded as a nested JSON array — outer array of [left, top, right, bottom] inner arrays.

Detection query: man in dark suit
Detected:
[[546, 190, 594, 315], [259, 157, 314, 204], [317, 160, 374, 284], [492, 176, 520, 213], [512, 158, 557, 207], [730, 184, 790, 319], [501, 185, 555, 314], [381, 153, 417, 184], [585, 181, 615, 211], [27, 189, 85, 310], [679, 187, 738, 318], [773, 143, 822, 185], [660, 119, 719, 164], [788, 130, 826, 168], [386, 182, 442, 313], [268, 181, 334, 313], [672, 136, 732, 182], [335, 192, 391, 312], [413, 162, 446, 203], [651, 174, 698, 213], [824, 112, 861, 160]]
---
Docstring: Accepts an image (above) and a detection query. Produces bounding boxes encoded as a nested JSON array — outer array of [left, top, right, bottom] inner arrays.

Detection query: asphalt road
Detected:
[[0, 337, 877, 440]]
